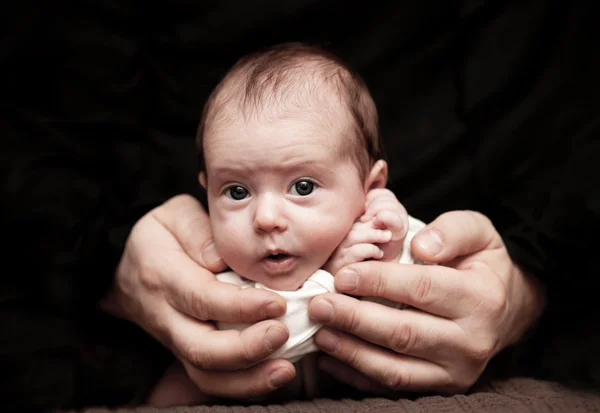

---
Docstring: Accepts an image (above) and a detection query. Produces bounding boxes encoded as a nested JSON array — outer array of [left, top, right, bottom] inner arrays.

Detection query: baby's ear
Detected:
[[199, 172, 207, 189], [364, 160, 388, 192]]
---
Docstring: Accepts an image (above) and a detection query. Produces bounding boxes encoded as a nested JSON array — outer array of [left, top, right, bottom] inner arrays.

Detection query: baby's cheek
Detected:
[[309, 220, 353, 257], [212, 222, 248, 263]]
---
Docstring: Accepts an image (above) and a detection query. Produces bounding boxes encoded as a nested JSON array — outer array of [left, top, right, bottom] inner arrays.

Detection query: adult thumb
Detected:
[[155, 194, 228, 273], [411, 210, 503, 263]]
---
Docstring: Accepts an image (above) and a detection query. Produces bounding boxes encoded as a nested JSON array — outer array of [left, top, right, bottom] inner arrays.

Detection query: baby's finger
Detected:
[[365, 188, 398, 207], [328, 244, 384, 275], [343, 244, 384, 265], [344, 221, 393, 246], [363, 199, 407, 227], [361, 198, 400, 222], [373, 210, 406, 241]]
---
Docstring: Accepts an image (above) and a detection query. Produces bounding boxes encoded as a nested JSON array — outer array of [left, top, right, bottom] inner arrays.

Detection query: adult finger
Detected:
[[309, 294, 468, 360], [186, 358, 296, 399], [411, 210, 503, 263], [168, 310, 290, 371], [152, 194, 227, 273], [317, 356, 395, 396], [164, 256, 286, 323], [313, 328, 458, 393], [331, 261, 475, 318]]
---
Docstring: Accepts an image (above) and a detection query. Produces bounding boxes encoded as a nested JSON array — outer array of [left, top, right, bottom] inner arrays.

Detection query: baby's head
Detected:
[[196, 43, 388, 290]]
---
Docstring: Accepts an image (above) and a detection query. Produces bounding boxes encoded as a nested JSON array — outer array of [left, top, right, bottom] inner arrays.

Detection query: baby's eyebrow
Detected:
[[211, 160, 330, 176]]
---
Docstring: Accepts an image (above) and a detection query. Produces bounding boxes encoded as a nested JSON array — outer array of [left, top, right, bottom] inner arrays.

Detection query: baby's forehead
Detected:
[[206, 77, 352, 136], [206, 104, 349, 148]]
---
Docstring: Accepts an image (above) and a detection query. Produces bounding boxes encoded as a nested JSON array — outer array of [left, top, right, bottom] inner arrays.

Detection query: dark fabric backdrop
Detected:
[[2, 1, 599, 412]]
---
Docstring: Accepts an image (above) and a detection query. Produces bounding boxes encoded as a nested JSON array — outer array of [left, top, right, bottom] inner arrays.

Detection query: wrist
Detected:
[[506, 264, 547, 347], [97, 258, 130, 321]]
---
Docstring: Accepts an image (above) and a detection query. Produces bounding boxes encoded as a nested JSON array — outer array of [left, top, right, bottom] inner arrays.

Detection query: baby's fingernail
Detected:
[[337, 268, 359, 291], [415, 229, 443, 256], [382, 230, 392, 240], [202, 242, 222, 265], [269, 368, 294, 388], [264, 326, 289, 352]]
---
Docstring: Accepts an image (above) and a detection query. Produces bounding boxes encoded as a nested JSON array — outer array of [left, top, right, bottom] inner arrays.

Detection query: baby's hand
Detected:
[[324, 188, 407, 275], [361, 188, 407, 262]]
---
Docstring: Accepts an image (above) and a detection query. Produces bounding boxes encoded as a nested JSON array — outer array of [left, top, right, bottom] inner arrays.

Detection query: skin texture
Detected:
[[201, 102, 383, 291], [308, 211, 546, 395], [104, 195, 297, 399], [147, 95, 411, 406]]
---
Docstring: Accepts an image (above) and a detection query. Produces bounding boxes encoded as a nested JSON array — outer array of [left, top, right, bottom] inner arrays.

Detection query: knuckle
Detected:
[[389, 323, 417, 354], [187, 343, 213, 371], [467, 339, 496, 365], [381, 367, 410, 391], [348, 244, 362, 258], [459, 373, 479, 392], [347, 375, 373, 393], [466, 210, 493, 228], [345, 343, 362, 367], [484, 286, 508, 317], [345, 307, 363, 336], [235, 339, 255, 367], [436, 211, 456, 223], [237, 290, 259, 323], [349, 244, 368, 262], [246, 381, 268, 398], [443, 375, 472, 394], [137, 261, 161, 293], [373, 268, 388, 299], [412, 272, 434, 306], [186, 289, 211, 321]]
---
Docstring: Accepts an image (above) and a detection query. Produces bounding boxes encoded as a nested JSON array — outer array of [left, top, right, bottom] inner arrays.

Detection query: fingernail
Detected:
[[269, 368, 294, 388], [310, 299, 333, 323], [262, 301, 284, 318], [382, 230, 393, 241], [316, 329, 339, 353], [264, 326, 289, 352], [415, 229, 443, 256], [202, 242, 222, 265], [336, 268, 358, 291]]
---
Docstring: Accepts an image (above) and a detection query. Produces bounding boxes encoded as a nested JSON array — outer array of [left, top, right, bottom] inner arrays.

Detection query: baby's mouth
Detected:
[[261, 250, 298, 275], [267, 253, 290, 261]]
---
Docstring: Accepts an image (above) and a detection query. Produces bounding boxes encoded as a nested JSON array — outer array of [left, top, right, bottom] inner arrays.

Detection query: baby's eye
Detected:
[[290, 180, 315, 196], [224, 185, 249, 200]]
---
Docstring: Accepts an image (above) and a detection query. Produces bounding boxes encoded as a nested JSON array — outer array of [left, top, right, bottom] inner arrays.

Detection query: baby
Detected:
[[148, 43, 427, 406]]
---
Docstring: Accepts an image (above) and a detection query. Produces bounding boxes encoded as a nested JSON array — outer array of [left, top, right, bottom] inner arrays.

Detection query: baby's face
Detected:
[[202, 110, 366, 290]]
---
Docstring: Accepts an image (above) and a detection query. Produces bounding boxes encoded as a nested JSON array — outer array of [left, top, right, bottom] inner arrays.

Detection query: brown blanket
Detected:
[[72, 378, 600, 413]]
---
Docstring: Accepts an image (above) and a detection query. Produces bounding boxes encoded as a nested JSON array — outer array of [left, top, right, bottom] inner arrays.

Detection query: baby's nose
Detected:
[[253, 195, 288, 233]]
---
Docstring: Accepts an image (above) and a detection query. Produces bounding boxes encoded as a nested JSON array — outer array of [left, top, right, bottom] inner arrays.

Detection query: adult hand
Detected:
[[308, 210, 546, 394], [100, 194, 296, 398]]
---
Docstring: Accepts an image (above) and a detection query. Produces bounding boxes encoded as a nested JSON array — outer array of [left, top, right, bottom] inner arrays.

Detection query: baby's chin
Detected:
[[262, 276, 308, 291], [243, 266, 320, 291]]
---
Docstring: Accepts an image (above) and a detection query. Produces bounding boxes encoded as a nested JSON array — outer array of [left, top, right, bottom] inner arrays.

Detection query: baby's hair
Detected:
[[196, 42, 384, 178]]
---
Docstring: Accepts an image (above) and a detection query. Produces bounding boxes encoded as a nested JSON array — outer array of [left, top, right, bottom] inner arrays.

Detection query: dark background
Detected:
[[2, 1, 599, 411]]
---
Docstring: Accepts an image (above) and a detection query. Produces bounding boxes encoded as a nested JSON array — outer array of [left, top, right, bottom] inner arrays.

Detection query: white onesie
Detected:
[[216, 215, 427, 398]]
